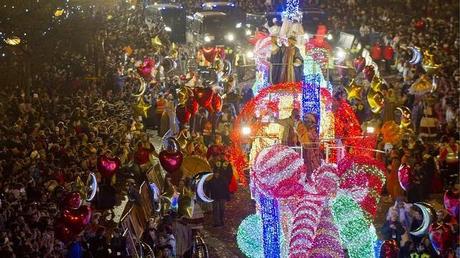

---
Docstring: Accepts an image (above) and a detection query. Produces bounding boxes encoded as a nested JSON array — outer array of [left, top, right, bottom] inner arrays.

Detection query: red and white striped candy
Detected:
[[253, 145, 306, 199]]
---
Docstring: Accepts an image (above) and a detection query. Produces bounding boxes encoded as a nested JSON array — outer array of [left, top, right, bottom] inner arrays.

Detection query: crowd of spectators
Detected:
[[0, 0, 458, 257]]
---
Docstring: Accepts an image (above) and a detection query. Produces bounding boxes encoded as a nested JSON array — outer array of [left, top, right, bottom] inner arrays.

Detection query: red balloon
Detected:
[[186, 97, 199, 114], [137, 58, 155, 80], [194, 87, 214, 108], [429, 222, 453, 255], [97, 155, 121, 178], [380, 240, 399, 258], [176, 104, 191, 124], [134, 147, 150, 165], [159, 150, 183, 173], [201, 47, 218, 63], [353, 57, 366, 73], [64, 191, 82, 210], [55, 220, 75, 243], [415, 20, 425, 30], [371, 44, 383, 60], [383, 45, 394, 61], [363, 65, 375, 82], [62, 205, 92, 234], [212, 94, 222, 112]]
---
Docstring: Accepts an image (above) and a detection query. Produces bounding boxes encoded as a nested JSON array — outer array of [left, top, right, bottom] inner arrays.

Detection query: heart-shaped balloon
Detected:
[[363, 65, 375, 82], [62, 205, 92, 234], [398, 164, 410, 191], [212, 94, 222, 112], [134, 147, 150, 165], [444, 190, 459, 218], [194, 87, 214, 108], [429, 222, 452, 255], [137, 58, 155, 80], [414, 20, 425, 30], [97, 155, 121, 178], [64, 191, 82, 210], [176, 104, 191, 124], [353, 57, 366, 74], [159, 150, 183, 173], [186, 97, 199, 114], [201, 47, 218, 63]]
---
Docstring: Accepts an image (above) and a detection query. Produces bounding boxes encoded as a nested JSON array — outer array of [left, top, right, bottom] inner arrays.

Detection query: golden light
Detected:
[[54, 8, 64, 17], [4, 36, 21, 46]]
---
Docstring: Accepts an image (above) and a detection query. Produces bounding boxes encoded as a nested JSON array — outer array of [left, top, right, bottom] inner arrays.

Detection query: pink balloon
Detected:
[[97, 155, 121, 178], [398, 164, 410, 191]]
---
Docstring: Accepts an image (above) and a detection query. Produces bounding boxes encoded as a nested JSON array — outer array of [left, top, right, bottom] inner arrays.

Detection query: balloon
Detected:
[[64, 191, 83, 210], [159, 151, 183, 173], [178, 87, 190, 105], [422, 50, 440, 75], [194, 87, 214, 108], [353, 56, 366, 73], [429, 222, 452, 255], [398, 164, 410, 191], [62, 205, 92, 234], [367, 87, 384, 113], [97, 155, 121, 178], [409, 74, 434, 95], [383, 45, 394, 61], [176, 104, 191, 124], [444, 190, 459, 218], [408, 47, 422, 65], [185, 97, 199, 114], [370, 76, 384, 91], [137, 58, 155, 80], [414, 19, 425, 30], [380, 240, 399, 258], [133, 98, 150, 118], [344, 79, 362, 101], [396, 106, 412, 128], [381, 121, 401, 145], [159, 138, 183, 173], [201, 47, 218, 63], [370, 44, 382, 60], [211, 94, 222, 112], [363, 65, 375, 82], [55, 220, 75, 243], [178, 190, 194, 218], [134, 147, 150, 165]]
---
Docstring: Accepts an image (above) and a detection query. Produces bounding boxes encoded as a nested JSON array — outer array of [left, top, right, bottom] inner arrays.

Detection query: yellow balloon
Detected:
[[370, 75, 384, 91], [133, 98, 150, 118], [178, 189, 194, 218], [381, 121, 401, 144], [422, 50, 440, 74], [367, 88, 385, 113], [396, 106, 412, 128], [152, 35, 163, 47], [344, 79, 362, 101], [177, 87, 189, 105]]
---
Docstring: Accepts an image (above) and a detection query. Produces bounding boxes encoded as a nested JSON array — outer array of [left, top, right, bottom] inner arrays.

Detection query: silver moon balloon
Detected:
[[408, 47, 422, 65], [197, 173, 214, 203], [132, 77, 146, 97], [86, 173, 97, 202], [410, 203, 432, 236]]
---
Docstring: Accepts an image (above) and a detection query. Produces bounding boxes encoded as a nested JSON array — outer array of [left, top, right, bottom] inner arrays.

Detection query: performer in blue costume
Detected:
[[269, 34, 284, 84]]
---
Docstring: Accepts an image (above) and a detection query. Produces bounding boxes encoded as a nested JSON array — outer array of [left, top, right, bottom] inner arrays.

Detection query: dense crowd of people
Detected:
[[0, 0, 458, 257]]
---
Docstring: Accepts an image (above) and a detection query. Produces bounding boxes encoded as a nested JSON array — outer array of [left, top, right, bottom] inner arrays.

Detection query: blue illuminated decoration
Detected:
[[302, 79, 321, 133], [259, 194, 281, 258]]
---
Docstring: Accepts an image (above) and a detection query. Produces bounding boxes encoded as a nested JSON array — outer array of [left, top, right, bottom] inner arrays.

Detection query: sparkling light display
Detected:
[[260, 195, 282, 258], [331, 194, 375, 258], [309, 208, 345, 258], [302, 79, 321, 133], [237, 214, 264, 258], [284, 0, 301, 21]]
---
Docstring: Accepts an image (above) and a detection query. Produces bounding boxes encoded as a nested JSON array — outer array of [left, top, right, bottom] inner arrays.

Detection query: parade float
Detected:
[[231, 1, 396, 257]]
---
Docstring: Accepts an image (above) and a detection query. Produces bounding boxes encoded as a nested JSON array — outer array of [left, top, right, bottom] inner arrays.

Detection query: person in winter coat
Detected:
[[208, 170, 230, 227]]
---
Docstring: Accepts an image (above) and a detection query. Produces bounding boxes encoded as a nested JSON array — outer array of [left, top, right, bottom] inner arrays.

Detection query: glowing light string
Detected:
[[259, 194, 281, 258]]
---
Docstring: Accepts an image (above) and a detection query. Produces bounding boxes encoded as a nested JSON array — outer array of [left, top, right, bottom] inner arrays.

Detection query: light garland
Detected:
[[284, 0, 301, 21], [302, 77, 321, 133], [331, 194, 375, 258], [309, 208, 345, 258], [237, 214, 264, 258], [259, 195, 282, 258]]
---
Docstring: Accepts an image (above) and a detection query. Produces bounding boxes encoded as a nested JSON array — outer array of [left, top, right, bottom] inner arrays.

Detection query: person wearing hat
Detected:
[[296, 113, 321, 175], [280, 35, 304, 82], [270, 33, 284, 84]]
